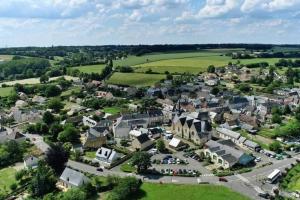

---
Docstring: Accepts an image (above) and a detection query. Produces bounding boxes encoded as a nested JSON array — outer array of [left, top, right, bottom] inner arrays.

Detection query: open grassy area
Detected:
[[102, 107, 122, 115], [0, 167, 17, 194], [137, 183, 249, 200], [85, 151, 96, 159], [73, 64, 106, 74], [107, 72, 165, 87], [120, 162, 136, 173], [0, 87, 14, 97], [134, 56, 283, 74], [61, 86, 81, 97], [281, 164, 300, 191]]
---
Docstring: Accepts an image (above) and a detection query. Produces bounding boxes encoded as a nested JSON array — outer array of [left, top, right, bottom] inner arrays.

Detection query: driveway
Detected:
[[25, 133, 50, 153]]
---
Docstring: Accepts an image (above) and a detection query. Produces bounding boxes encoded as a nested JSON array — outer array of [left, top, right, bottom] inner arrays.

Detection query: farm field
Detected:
[[0, 55, 13, 62], [0, 87, 14, 97], [73, 64, 106, 74], [114, 51, 226, 67], [134, 56, 284, 74], [0, 167, 17, 194], [0, 75, 79, 87], [107, 72, 165, 87], [137, 183, 249, 200]]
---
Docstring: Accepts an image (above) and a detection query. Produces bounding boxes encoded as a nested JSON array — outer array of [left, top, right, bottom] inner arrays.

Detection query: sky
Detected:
[[0, 0, 300, 47]]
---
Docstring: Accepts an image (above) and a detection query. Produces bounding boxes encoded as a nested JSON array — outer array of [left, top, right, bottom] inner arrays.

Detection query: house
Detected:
[[228, 96, 249, 110], [169, 137, 184, 150], [216, 128, 241, 144], [148, 109, 165, 126], [24, 156, 38, 169], [83, 116, 97, 127], [172, 111, 212, 145], [132, 134, 153, 150], [113, 114, 149, 138], [32, 95, 46, 104], [15, 100, 28, 108], [96, 91, 114, 99], [9, 108, 42, 123], [243, 140, 261, 152], [95, 147, 119, 166], [204, 140, 254, 169], [83, 126, 109, 149], [59, 167, 90, 188], [0, 127, 26, 144]]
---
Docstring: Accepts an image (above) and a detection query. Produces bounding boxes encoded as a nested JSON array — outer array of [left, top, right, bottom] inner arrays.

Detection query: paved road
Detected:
[[67, 155, 300, 200], [25, 133, 50, 153]]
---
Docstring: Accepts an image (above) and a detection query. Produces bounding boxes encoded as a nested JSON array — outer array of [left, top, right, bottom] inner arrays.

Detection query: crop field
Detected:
[[107, 72, 165, 87], [73, 64, 106, 74], [114, 51, 226, 67], [137, 183, 249, 200], [0, 75, 79, 87], [0, 55, 13, 62]]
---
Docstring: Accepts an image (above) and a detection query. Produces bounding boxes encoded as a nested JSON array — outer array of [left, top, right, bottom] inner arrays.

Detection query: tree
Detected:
[[106, 177, 142, 200], [166, 74, 173, 80], [283, 105, 291, 115], [43, 111, 55, 124], [40, 74, 49, 83], [211, 87, 219, 95], [45, 85, 61, 97], [49, 123, 63, 141], [45, 143, 69, 175], [131, 151, 151, 173], [156, 139, 165, 152], [272, 114, 282, 124], [29, 161, 56, 197], [269, 141, 282, 153], [59, 188, 87, 200], [58, 124, 80, 143], [47, 98, 64, 113], [207, 65, 215, 73]]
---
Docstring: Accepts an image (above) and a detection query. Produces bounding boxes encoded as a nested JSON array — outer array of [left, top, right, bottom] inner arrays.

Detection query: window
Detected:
[[218, 159, 222, 164], [213, 155, 217, 160]]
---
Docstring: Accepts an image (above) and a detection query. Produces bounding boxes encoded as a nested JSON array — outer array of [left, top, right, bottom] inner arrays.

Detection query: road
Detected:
[[67, 155, 300, 200]]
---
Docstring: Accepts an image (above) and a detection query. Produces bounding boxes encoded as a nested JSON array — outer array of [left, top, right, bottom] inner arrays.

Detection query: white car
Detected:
[[255, 157, 261, 162]]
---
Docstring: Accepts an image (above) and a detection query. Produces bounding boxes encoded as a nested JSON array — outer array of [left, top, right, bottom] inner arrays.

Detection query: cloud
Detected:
[[198, 0, 241, 18], [263, 0, 300, 11]]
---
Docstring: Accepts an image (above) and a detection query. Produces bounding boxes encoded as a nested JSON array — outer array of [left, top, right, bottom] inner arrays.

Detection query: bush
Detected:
[[10, 183, 18, 190]]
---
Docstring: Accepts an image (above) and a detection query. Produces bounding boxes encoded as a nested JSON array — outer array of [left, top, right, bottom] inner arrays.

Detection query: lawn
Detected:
[[120, 162, 136, 173], [107, 72, 166, 87], [0, 167, 17, 194], [137, 183, 249, 200], [85, 151, 96, 159], [0, 87, 14, 97], [102, 107, 122, 115], [73, 64, 106, 74], [61, 86, 81, 97]]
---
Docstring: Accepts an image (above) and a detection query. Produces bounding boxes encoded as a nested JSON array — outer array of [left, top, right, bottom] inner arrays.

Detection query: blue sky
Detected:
[[0, 0, 300, 47]]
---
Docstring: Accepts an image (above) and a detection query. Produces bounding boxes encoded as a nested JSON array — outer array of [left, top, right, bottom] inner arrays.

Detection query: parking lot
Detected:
[[150, 150, 212, 175]]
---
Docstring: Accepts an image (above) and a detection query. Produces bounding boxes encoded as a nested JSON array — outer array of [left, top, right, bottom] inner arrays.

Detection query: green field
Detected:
[[107, 72, 165, 87], [134, 56, 283, 74], [73, 64, 106, 73], [0, 167, 17, 194], [137, 183, 249, 200], [102, 107, 122, 115], [0, 87, 14, 97]]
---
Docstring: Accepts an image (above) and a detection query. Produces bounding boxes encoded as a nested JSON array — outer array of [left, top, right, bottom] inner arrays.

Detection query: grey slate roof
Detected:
[[216, 127, 241, 139], [60, 167, 89, 187]]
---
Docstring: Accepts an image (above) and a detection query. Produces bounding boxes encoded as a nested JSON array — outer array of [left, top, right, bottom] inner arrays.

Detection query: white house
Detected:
[[24, 156, 38, 169], [95, 147, 119, 167]]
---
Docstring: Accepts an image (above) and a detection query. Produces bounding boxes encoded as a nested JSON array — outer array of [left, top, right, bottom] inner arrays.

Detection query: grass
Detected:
[[107, 72, 166, 87], [136, 183, 249, 200], [0, 167, 17, 194], [73, 64, 106, 74], [134, 56, 284, 74], [85, 151, 96, 159], [102, 107, 122, 115], [61, 86, 81, 97], [281, 164, 300, 191], [120, 162, 136, 173], [257, 128, 277, 139], [0, 87, 14, 97]]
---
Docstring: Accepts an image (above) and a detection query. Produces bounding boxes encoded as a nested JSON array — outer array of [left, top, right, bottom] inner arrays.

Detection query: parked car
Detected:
[[258, 192, 270, 199], [255, 157, 261, 162], [96, 168, 103, 172], [219, 177, 228, 182]]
